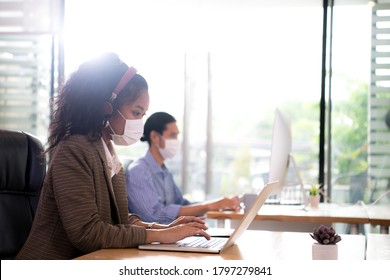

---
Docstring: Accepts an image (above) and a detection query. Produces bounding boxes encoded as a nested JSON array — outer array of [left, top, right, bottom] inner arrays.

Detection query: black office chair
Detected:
[[0, 129, 46, 259]]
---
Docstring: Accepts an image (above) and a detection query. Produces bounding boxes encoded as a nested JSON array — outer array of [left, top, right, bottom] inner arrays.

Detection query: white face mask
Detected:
[[109, 110, 144, 146], [158, 138, 181, 159]]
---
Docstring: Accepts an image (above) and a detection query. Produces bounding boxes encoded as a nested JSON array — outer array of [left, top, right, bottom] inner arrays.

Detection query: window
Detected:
[[0, 0, 62, 143], [0, 0, 380, 206], [331, 2, 390, 207], [63, 0, 323, 201]]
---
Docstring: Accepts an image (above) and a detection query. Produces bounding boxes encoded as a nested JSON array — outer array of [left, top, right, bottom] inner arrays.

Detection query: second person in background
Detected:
[[126, 112, 240, 224]]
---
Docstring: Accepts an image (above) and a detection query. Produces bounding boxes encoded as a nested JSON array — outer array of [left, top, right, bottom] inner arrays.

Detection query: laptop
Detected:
[[138, 181, 278, 254]]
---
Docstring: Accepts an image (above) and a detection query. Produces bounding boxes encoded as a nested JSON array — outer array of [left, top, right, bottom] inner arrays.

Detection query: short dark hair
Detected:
[[141, 112, 176, 145]]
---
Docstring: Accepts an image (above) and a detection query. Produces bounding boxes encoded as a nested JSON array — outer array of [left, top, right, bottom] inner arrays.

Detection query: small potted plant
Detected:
[[310, 224, 341, 260], [309, 184, 320, 208]]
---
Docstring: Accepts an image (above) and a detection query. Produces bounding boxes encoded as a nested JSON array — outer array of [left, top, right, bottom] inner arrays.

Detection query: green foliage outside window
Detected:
[[332, 82, 368, 178]]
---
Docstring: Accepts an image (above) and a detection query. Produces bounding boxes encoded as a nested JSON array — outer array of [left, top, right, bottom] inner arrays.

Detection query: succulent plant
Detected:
[[309, 184, 320, 196], [310, 224, 341, 245]]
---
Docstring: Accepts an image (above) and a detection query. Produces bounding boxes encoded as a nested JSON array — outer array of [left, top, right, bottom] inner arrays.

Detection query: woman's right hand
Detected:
[[145, 222, 210, 244]]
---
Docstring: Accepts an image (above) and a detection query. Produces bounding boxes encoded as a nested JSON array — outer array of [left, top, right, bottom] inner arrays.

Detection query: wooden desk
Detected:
[[207, 203, 370, 233], [75, 230, 366, 260], [365, 204, 390, 233], [366, 233, 390, 260]]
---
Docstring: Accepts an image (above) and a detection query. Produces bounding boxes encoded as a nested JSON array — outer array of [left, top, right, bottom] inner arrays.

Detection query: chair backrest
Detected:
[[0, 129, 46, 259]]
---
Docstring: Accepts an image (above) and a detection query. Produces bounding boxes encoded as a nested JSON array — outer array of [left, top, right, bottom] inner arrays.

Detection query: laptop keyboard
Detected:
[[179, 237, 226, 249]]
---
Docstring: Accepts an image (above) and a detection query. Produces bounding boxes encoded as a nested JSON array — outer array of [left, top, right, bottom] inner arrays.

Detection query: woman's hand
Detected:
[[145, 222, 210, 244], [135, 216, 206, 230], [168, 216, 206, 228]]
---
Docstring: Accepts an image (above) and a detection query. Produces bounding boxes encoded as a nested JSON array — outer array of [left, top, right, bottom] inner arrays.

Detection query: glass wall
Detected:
[[330, 3, 370, 204], [2, 0, 384, 207], [1, 0, 388, 231], [329, 2, 390, 238], [63, 0, 323, 201], [0, 0, 62, 143], [63, 0, 390, 207]]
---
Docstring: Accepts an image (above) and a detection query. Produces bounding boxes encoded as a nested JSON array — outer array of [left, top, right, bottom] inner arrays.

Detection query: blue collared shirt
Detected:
[[126, 151, 191, 224]]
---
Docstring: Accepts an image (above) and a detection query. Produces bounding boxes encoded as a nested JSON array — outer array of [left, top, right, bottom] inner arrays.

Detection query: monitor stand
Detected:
[[279, 154, 307, 206]]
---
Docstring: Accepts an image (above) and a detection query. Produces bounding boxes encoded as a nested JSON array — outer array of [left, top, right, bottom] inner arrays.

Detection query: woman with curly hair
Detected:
[[16, 53, 209, 260]]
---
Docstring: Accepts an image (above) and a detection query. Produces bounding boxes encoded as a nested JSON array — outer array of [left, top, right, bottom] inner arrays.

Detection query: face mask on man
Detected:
[[158, 138, 181, 159], [109, 110, 143, 146]]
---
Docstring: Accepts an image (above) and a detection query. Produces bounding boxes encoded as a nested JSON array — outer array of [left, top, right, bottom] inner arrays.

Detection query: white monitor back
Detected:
[[268, 108, 292, 198]]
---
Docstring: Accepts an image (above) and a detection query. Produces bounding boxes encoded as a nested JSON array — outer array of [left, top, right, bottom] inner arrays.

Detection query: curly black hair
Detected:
[[46, 53, 148, 155]]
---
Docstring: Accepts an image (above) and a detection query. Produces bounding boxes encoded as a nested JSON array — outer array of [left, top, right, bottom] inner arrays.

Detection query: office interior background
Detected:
[[1, 0, 389, 224]]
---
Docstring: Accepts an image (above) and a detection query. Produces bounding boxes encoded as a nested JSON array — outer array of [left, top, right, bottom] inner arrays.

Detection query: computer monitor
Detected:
[[267, 108, 292, 200]]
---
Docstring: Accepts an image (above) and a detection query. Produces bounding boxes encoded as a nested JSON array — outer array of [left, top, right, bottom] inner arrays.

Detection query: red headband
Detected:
[[110, 66, 137, 101]]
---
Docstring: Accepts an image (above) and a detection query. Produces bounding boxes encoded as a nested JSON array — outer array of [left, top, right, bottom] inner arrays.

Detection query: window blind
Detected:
[[0, 0, 61, 139], [369, 2, 390, 201]]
